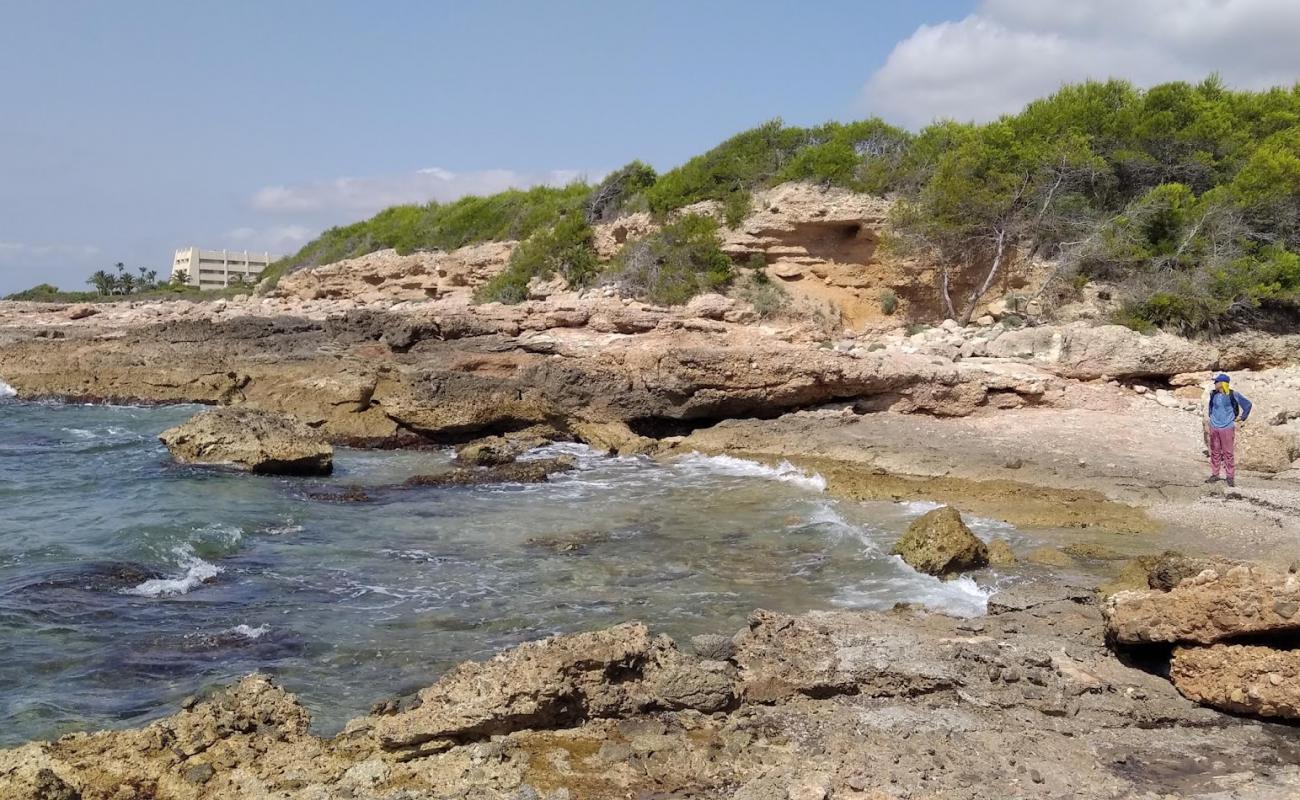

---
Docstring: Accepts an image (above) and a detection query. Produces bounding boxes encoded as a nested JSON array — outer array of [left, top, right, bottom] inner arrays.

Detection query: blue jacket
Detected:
[[1208, 390, 1252, 429]]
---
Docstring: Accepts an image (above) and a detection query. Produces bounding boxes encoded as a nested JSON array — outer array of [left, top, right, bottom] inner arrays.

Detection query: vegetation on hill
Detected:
[[267, 76, 1300, 330], [5, 263, 214, 303]]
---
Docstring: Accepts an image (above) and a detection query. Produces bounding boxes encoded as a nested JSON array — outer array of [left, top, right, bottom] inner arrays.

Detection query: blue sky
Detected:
[[2, 0, 1296, 294]]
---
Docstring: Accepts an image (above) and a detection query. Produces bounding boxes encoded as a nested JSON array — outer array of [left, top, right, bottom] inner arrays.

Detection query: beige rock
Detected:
[[1171, 644, 1300, 719], [159, 407, 333, 475], [987, 539, 1018, 567], [1026, 547, 1077, 569], [572, 420, 658, 456], [891, 506, 989, 577], [1104, 564, 1300, 644], [1237, 424, 1297, 473]]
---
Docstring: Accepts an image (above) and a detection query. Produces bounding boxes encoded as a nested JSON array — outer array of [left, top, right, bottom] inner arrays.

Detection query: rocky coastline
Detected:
[[5, 183, 1300, 797]]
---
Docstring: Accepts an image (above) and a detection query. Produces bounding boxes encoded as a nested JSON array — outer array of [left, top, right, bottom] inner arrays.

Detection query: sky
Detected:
[[2, 0, 1298, 295]]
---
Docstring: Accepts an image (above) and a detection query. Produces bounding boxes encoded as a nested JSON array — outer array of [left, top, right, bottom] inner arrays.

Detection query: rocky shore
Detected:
[[4, 568, 1300, 799], [5, 182, 1300, 797]]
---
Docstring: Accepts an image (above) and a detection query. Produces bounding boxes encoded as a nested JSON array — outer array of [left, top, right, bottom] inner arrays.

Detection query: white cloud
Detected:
[[862, 0, 1300, 128], [226, 224, 313, 253], [250, 167, 592, 216]]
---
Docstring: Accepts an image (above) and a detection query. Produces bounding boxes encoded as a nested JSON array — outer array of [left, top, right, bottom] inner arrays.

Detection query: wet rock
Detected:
[[648, 660, 735, 712], [1026, 547, 1077, 569], [306, 485, 371, 503], [19, 561, 163, 594], [1170, 644, 1300, 719], [182, 763, 215, 784], [986, 539, 1018, 567], [571, 420, 658, 456], [404, 457, 576, 487], [30, 769, 79, 800], [1061, 543, 1126, 561], [890, 506, 989, 577], [1146, 552, 1241, 591], [159, 407, 333, 475], [1104, 564, 1300, 644], [454, 426, 561, 466], [689, 634, 736, 661]]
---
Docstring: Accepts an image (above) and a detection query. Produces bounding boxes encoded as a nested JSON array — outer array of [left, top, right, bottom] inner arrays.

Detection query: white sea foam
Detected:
[[835, 562, 996, 618], [674, 452, 827, 492], [124, 548, 222, 597], [899, 500, 944, 515], [227, 624, 270, 639], [0, 379, 15, 399]]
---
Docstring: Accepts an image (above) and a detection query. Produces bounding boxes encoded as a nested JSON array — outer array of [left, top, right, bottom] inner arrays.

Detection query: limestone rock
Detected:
[[571, 420, 658, 456], [67, 305, 98, 320], [987, 539, 1018, 567], [1054, 325, 1216, 380], [404, 457, 576, 487], [891, 506, 989, 577], [453, 426, 560, 466], [1027, 547, 1077, 569], [1171, 644, 1300, 719], [158, 407, 333, 475], [365, 623, 733, 752], [1236, 425, 1297, 473], [1104, 564, 1300, 645]]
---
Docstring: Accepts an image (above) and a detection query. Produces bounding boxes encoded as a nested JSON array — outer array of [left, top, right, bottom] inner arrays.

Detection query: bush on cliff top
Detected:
[[475, 214, 600, 304], [268, 75, 1300, 333], [605, 214, 732, 306]]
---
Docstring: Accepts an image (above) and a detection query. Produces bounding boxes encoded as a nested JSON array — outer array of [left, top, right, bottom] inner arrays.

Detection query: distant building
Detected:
[[170, 247, 280, 290]]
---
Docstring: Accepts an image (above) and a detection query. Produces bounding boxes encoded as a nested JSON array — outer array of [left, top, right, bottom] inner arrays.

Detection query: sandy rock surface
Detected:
[[1171, 644, 1300, 719], [1104, 564, 1300, 645], [158, 407, 333, 475]]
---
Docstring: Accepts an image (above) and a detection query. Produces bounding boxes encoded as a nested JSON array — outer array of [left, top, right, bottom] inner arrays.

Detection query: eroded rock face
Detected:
[[361, 622, 735, 754], [1104, 564, 1300, 645], [158, 407, 333, 475], [890, 506, 989, 577], [1171, 644, 1300, 719]]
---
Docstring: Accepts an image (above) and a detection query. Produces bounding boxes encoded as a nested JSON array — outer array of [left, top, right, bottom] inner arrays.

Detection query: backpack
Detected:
[[1208, 390, 1241, 419]]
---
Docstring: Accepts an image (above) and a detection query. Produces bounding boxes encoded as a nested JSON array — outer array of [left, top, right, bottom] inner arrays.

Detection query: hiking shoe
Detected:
[[1227, 477, 1236, 487], [1205, 475, 1221, 483]]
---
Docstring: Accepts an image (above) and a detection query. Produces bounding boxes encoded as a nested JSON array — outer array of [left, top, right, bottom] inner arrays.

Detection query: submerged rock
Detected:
[[159, 407, 333, 475], [890, 506, 988, 577], [1171, 644, 1300, 720], [986, 539, 1018, 567], [1104, 564, 1300, 645], [404, 456, 576, 487]]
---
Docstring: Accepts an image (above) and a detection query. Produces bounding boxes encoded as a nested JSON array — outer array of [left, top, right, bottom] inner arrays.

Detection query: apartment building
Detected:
[[170, 247, 279, 289]]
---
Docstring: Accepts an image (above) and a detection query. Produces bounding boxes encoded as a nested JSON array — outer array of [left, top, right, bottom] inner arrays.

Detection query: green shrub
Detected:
[[476, 214, 599, 304], [880, 289, 898, 315], [731, 271, 789, 318], [607, 214, 732, 305], [585, 161, 657, 223]]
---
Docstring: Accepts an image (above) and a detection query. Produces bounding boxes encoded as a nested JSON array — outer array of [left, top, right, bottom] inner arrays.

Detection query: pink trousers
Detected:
[[1209, 426, 1236, 479]]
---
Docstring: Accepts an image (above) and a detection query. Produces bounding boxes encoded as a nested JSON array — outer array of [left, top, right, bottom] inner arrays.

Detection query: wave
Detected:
[[835, 563, 996, 618], [123, 547, 222, 597], [0, 379, 15, 399], [673, 452, 827, 492], [226, 623, 270, 639]]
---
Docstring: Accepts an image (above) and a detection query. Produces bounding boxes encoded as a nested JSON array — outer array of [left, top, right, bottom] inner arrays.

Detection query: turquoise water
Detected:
[[0, 394, 1027, 745]]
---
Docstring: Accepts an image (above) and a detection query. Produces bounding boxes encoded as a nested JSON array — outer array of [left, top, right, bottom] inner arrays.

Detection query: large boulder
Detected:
[[1054, 325, 1215, 380], [1104, 564, 1300, 645], [1170, 644, 1300, 719], [891, 506, 989, 577], [159, 407, 333, 475], [1236, 425, 1298, 473], [362, 622, 734, 754]]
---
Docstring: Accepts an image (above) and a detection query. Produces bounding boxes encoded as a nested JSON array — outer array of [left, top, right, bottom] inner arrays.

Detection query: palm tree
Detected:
[[87, 270, 113, 295]]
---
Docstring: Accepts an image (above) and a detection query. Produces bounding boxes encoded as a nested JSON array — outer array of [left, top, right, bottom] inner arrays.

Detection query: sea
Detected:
[[0, 385, 1030, 745]]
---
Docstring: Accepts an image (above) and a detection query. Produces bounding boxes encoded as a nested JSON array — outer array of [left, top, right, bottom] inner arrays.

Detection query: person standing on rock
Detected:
[[1205, 373, 1252, 487]]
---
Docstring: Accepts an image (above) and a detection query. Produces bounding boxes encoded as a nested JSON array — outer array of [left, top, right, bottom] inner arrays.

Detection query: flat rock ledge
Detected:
[[4, 583, 1300, 799], [159, 407, 334, 476]]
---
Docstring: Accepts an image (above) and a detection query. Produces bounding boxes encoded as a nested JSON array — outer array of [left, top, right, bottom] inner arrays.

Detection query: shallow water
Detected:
[[0, 397, 1031, 745]]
